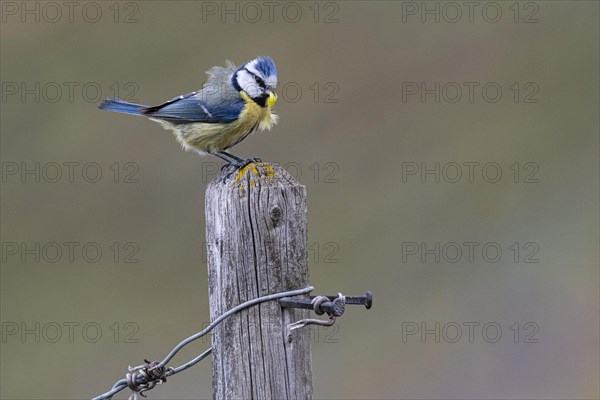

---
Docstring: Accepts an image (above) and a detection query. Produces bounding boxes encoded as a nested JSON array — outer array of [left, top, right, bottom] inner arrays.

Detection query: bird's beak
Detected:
[[267, 91, 278, 107]]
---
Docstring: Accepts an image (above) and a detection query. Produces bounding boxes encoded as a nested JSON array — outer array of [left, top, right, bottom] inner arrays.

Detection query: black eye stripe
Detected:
[[254, 76, 265, 87], [244, 67, 266, 88]]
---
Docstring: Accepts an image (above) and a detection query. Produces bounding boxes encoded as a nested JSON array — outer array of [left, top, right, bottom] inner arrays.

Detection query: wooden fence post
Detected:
[[205, 163, 313, 399]]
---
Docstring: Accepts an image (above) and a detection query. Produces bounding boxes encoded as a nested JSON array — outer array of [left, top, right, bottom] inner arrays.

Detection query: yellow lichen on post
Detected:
[[232, 162, 276, 187]]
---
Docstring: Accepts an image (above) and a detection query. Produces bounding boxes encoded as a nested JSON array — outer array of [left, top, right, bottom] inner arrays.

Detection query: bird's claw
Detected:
[[220, 163, 238, 182], [221, 163, 234, 173], [219, 158, 262, 182]]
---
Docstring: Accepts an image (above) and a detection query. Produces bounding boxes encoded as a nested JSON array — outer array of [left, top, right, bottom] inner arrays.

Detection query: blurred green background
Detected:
[[1, 1, 598, 399]]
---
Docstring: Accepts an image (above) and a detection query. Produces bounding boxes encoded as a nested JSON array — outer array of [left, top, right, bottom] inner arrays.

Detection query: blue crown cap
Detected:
[[252, 56, 277, 77]]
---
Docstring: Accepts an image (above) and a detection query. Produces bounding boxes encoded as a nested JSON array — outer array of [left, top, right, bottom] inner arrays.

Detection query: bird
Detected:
[[99, 56, 279, 169]]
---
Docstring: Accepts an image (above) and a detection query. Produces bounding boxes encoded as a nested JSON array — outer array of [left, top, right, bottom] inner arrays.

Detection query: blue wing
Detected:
[[141, 93, 244, 124]]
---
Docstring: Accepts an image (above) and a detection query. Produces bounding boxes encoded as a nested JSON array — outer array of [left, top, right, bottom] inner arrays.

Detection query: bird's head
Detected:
[[232, 56, 278, 108]]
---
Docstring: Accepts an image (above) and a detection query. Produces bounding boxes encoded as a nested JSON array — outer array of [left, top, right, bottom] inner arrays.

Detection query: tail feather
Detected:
[[98, 98, 146, 116]]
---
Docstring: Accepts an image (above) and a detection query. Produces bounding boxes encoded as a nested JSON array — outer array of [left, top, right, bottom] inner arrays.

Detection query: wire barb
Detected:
[[126, 359, 172, 399]]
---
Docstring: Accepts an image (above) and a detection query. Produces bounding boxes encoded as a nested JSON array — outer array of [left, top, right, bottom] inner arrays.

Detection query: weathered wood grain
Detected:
[[205, 163, 312, 400]]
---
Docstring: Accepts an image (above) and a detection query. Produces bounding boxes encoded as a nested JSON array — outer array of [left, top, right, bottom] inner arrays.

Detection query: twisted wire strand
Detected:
[[92, 286, 314, 400]]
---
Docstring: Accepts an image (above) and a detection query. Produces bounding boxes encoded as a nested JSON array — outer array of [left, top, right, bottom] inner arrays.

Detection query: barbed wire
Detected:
[[92, 286, 315, 400]]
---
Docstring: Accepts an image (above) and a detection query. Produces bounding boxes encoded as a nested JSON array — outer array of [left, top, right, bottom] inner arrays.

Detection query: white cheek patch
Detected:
[[236, 70, 262, 98]]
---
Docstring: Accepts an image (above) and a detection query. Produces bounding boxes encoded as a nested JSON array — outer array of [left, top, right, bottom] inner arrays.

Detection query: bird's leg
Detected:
[[221, 151, 262, 166], [214, 152, 236, 165], [218, 151, 244, 164], [214, 152, 242, 174], [215, 151, 263, 182], [214, 152, 244, 182]]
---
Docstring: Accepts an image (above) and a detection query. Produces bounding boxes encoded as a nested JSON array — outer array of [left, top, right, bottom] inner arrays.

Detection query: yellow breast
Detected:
[[152, 90, 278, 155], [237, 90, 278, 132]]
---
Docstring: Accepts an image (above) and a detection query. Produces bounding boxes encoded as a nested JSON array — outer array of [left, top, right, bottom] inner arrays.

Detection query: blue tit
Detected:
[[99, 56, 279, 167]]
